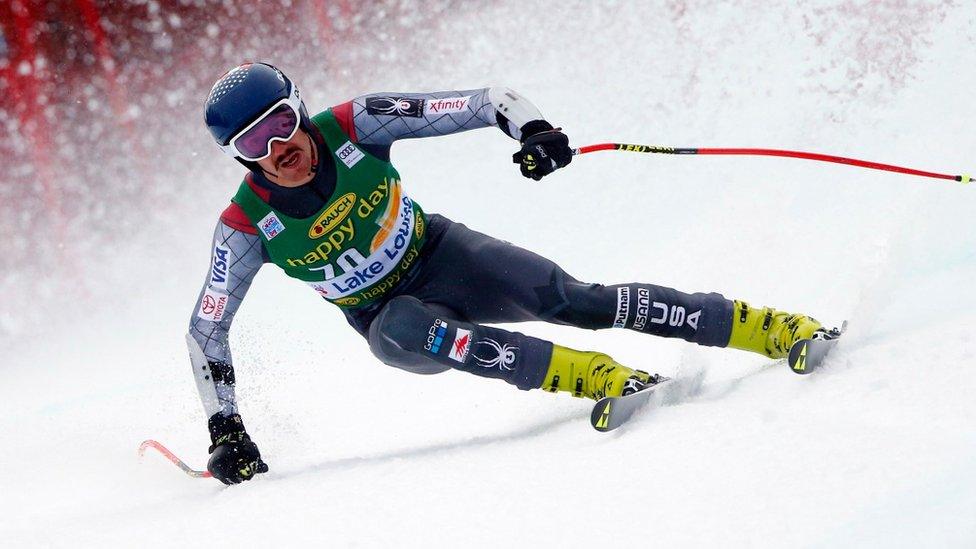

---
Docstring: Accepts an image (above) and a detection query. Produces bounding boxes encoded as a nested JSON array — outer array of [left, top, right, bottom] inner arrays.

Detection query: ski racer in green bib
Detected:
[[192, 62, 832, 484]]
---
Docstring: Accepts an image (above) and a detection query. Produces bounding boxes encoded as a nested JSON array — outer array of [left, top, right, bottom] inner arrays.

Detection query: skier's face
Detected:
[[256, 128, 315, 187]]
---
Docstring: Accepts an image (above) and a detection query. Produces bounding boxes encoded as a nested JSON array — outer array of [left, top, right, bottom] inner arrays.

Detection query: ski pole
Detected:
[[572, 143, 972, 184], [138, 439, 212, 478]]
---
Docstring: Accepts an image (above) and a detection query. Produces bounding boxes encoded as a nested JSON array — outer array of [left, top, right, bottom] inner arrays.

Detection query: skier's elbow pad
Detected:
[[187, 332, 223, 417], [489, 86, 544, 134]]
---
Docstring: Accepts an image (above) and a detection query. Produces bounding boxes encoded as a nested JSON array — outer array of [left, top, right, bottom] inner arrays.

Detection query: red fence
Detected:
[[0, 0, 390, 339], [1, 0, 355, 211]]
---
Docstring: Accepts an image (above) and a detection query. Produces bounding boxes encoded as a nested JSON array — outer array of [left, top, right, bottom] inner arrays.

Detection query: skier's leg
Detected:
[[368, 296, 552, 390], [410, 217, 824, 359], [368, 295, 660, 399], [554, 275, 734, 346], [407, 219, 733, 346], [556, 278, 825, 358]]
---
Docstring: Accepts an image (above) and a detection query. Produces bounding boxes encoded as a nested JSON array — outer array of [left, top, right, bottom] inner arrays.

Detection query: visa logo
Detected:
[[211, 245, 229, 290]]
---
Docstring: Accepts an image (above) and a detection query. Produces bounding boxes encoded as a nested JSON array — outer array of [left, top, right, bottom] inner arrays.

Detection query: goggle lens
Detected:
[[234, 104, 298, 160]]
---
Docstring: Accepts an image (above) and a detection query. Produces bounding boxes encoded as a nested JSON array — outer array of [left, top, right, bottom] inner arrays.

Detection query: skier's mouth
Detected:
[[278, 149, 301, 170]]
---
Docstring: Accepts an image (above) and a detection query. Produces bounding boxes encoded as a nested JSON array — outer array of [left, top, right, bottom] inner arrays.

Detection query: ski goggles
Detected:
[[219, 85, 303, 161]]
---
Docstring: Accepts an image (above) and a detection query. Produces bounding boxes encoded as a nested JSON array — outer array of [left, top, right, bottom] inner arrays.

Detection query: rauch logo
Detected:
[[309, 193, 356, 239]]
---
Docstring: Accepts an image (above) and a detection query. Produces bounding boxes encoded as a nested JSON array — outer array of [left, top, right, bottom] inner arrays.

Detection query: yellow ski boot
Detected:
[[726, 300, 826, 359], [540, 345, 664, 400]]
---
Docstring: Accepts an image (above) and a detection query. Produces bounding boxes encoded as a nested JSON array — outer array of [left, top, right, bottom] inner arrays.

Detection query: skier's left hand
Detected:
[[513, 120, 572, 181], [206, 413, 269, 485]]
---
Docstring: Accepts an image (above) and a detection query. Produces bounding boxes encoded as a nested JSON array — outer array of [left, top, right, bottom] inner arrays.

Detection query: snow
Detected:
[[2, 2, 975, 547]]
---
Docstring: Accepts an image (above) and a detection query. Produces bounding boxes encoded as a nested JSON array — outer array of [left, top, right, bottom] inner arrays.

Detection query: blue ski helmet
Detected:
[[204, 62, 310, 166]]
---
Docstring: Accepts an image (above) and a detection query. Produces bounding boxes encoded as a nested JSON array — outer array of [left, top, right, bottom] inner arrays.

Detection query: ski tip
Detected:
[[789, 340, 815, 375], [787, 336, 841, 375], [591, 398, 614, 432]]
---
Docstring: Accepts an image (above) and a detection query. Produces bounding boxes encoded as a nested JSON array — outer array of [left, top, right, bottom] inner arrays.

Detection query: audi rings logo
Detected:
[[365, 96, 424, 118]]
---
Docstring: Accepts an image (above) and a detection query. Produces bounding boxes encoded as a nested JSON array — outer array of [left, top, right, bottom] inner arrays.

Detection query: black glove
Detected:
[[207, 413, 269, 485], [512, 120, 573, 181]]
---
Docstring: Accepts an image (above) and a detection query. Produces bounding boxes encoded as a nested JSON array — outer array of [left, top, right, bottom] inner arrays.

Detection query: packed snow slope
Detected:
[[2, 2, 974, 547]]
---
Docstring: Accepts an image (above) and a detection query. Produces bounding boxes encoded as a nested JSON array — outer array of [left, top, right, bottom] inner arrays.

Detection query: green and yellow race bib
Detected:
[[233, 110, 428, 309]]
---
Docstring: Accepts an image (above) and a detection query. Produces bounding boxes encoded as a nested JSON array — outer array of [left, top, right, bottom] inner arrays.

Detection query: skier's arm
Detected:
[[331, 87, 549, 146], [186, 210, 266, 421], [186, 209, 272, 484]]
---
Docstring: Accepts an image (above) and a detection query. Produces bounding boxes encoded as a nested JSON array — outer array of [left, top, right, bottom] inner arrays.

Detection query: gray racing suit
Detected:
[[188, 87, 734, 422], [188, 88, 549, 418]]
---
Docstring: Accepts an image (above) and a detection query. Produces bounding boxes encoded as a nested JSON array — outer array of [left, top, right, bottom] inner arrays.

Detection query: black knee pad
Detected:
[[369, 295, 553, 389], [373, 296, 432, 349], [368, 296, 451, 375]]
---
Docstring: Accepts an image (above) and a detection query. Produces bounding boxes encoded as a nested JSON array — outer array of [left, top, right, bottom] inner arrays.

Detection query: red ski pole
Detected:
[[139, 440, 212, 478], [573, 143, 972, 184]]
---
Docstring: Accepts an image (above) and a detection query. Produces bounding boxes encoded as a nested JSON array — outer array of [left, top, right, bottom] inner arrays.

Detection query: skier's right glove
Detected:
[[512, 120, 573, 181], [206, 413, 269, 485]]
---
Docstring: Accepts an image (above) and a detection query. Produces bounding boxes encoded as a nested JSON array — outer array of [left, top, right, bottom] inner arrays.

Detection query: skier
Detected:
[[191, 62, 830, 484]]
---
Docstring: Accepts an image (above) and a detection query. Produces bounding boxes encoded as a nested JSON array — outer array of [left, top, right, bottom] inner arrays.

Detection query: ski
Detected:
[[591, 376, 680, 432], [139, 440, 212, 478]]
